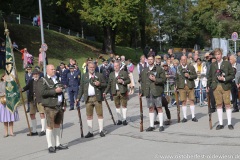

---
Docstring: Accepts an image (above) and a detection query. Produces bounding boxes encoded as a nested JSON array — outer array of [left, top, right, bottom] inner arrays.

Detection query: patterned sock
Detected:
[[98, 119, 103, 132], [217, 108, 223, 125], [46, 129, 53, 148], [149, 113, 154, 127], [122, 108, 127, 121], [87, 120, 93, 133], [32, 119, 37, 133]]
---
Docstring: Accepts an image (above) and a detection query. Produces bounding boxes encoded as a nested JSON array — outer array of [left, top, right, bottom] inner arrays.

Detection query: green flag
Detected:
[[5, 28, 20, 113]]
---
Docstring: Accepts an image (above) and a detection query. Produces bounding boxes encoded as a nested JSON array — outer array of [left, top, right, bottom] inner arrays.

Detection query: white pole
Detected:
[[19, 14, 21, 24], [38, 0, 46, 76], [235, 41, 237, 54]]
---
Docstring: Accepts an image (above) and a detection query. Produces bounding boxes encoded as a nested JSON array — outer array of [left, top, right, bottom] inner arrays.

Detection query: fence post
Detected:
[[68, 29, 70, 35], [59, 27, 61, 33], [76, 32, 79, 37], [81, 27, 84, 38], [16, 14, 21, 24]]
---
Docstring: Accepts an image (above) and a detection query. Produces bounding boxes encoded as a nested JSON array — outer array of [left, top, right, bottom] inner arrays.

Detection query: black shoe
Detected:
[[192, 117, 198, 122], [116, 120, 122, 125], [154, 121, 160, 125], [48, 147, 56, 153], [228, 125, 234, 130], [146, 127, 155, 132], [55, 144, 68, 150], [27, 132, 38, 136], [216, 125, 224, 130], [181, 118, 187, 123], [69, 108, 74, 111], [100, 131, 105, 137], [39, 131, 46, 136], [122, 120, 128, 126], [232, 109, 239, 113], [159, 126, 164, 132], [85, 132, 94, 138], [210, 108, 216, 113], [164, 120, 171, 125]]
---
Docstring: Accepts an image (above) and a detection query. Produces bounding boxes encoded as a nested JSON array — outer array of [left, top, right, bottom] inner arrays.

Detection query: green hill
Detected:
[[0, 23, 142, 89]]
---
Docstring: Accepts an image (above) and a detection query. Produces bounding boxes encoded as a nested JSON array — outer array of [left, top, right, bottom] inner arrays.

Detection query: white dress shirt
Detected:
[[182, 65, 187, 84], [115, 71, 119, 90], [88, 73, 96, 96]]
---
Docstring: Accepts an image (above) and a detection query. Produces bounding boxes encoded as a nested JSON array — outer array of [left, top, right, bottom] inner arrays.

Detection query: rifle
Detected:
[[139, 86, 143, 132], [104, 97, 116, 125], [77, 106, 84, 138], [61, 99, 67, 138], [175, 90, 180, 123], [208, 92, 212, 130]]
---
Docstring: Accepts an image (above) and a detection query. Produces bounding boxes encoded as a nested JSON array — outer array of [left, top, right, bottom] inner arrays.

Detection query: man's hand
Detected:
[[94, 81, 100, 86], [139, 93, 142, 98], [103, 93, 106, 98], [55, 87, 62, 93], [117, 79, 124, 84], [149, 75, 156, 81], [184, 73, 190, 78], [206, 87, 209, 93], [217, 76, 225, 81]]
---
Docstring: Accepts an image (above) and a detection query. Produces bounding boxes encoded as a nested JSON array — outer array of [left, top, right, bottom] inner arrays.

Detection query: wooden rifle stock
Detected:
[[77, 107, 84, 138], [104, 97, 116, 125], [139, 87, 143, 132], [175, 90, 180, 123], [208, 92, 212, 130]]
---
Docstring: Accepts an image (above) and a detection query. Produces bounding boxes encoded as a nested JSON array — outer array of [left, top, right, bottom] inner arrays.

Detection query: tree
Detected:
[[79, 0, 140, 53]]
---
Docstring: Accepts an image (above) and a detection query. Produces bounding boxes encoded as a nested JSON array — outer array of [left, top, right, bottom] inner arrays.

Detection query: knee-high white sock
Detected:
[[154, 110, 157, 121], [158, 112, 163, 127], [87, 120, 93, 133], [149, 113, 154, 127], [46, 129, 53, 148], [31, 119, 37, 133], [98, 119, 103, 132], [190, 105, 195, 118], [41, 119, 46, 131], [54, 128, 61, 147], [217, 108, 223, 125], [116, 108, 122, 121], [122, 108, 127, 121], [182, 106, 187, 119], [226, 109, 232, 125]]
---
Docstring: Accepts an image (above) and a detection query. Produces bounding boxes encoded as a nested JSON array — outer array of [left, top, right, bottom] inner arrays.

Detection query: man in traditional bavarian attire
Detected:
[[39, 64, 68, 153], [175, 56, 198, 123], [207, 48, 234, 130], [103, 61, 130, 125], [22, 69, 46, 136], [139, 55, 166, 132], [76, 62, 107, 138]]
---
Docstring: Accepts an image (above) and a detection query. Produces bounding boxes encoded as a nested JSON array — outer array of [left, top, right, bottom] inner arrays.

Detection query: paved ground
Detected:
[[1, 68, 240, 160]]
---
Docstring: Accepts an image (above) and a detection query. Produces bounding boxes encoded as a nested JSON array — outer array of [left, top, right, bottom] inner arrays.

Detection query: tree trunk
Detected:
[[102, 26, 116, 54]]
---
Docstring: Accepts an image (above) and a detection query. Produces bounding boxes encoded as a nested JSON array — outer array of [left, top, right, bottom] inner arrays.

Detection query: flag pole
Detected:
[[4, 22, 32, 136]]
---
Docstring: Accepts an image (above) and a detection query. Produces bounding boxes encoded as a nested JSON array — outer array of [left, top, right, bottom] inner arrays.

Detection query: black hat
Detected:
[[69, 65, 75, 69], [26, 65, 32, 69], [32, 69, 40, 74]]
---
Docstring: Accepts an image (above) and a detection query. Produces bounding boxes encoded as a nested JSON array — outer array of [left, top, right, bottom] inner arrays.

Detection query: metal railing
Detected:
[[2, 14, 83, 38], [164, 77, 207, 107]]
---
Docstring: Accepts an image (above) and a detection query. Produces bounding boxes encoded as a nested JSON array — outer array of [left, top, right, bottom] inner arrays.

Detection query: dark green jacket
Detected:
[[104, 70, 130, 95], [39, 76, 64, 107], [176, 64, 197, 89], [207, 60, 234, 90], [140, 65, 166, 97], [77, 72, 107, 102]]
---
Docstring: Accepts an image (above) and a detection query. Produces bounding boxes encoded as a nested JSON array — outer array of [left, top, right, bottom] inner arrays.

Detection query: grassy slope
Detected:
[[0, 23, 143, 99]]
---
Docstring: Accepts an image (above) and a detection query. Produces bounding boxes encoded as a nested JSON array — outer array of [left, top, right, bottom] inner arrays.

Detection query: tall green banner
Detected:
[[5, 28, 20, 113]]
